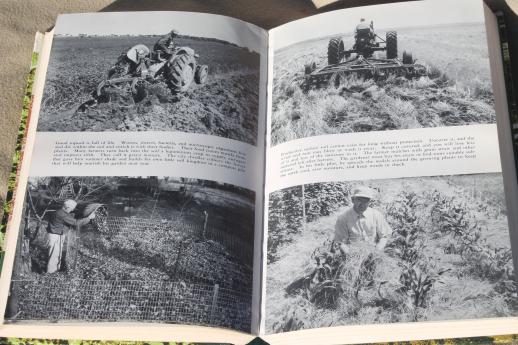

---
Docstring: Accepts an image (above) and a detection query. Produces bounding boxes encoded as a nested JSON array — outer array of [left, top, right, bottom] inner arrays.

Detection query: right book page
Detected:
[[262, 0, 518, 342]]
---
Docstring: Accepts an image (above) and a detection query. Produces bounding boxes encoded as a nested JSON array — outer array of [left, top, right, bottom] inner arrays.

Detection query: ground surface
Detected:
[[37, 36, 260, 145], [271, 23, 496, 146]]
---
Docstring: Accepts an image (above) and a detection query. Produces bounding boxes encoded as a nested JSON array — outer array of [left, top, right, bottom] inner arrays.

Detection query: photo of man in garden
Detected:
[[267, 175, 516, 332], [46, 199, 95, 273], [334, 185, 392, 253]]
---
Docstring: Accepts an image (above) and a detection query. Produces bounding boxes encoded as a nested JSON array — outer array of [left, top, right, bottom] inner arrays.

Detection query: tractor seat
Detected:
[[355, 27, 371, 38]]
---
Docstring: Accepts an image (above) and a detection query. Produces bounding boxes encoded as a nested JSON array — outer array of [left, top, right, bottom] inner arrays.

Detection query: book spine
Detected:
[[495, 11, 518, 175]]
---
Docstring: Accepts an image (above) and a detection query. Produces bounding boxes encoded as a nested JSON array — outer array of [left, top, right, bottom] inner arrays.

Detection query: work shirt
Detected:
[[47, 209, 90, 235], [334, 207, 392, 244], [154, 35, 175, 54], [356, 22, 371, 31]]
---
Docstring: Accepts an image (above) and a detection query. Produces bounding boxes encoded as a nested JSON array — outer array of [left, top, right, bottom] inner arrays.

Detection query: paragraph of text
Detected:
[[51, 140, 247, 173], [280, 136, 476, 177]]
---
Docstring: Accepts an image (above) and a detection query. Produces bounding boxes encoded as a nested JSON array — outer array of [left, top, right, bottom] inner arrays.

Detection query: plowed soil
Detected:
[[38, 36, 260, 145]]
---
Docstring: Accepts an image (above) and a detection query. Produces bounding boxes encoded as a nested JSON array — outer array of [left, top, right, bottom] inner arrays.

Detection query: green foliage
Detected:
[[0, 52, 39, 249]]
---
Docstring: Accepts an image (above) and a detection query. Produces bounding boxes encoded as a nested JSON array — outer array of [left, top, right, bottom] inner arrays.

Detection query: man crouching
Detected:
[[46, 199, 95, 273], [334, 186, 391, 254]]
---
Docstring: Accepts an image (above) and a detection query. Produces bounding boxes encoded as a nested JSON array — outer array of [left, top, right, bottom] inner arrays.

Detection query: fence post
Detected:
[[210, 283, 219, 324], [173, 243, 184, 280], [202, 211, 208, 240]]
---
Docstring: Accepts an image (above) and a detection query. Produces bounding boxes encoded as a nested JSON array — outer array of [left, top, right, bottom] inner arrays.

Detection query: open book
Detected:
[[0, 0, 517, 344]]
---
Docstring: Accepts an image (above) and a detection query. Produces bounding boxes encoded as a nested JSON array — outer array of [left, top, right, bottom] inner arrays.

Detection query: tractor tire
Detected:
[[327, 38, 344, 65], [386, 31, 398, 59], [195, 65, 209, 84], [402, 51, 413, 65], [131, 79, 148, 103], [166, 54, 196, 93]]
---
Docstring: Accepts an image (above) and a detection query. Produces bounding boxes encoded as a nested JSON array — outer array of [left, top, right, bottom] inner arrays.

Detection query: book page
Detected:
[[262, 0, 518, 341], [0, 11, 267, 340]]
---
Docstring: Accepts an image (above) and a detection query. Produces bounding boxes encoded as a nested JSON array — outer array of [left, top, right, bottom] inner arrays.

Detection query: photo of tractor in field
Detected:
[[303, 19, 426, 90], [271, 20, 496, 146], [38, 28, 260, 145], [79, 42, 209, 111]]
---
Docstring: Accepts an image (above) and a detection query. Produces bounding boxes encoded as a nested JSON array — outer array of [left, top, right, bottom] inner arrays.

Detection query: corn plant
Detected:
[[386, 191, 423, 265], [285, 241, 346, 309], [398, 262, 449, 320]]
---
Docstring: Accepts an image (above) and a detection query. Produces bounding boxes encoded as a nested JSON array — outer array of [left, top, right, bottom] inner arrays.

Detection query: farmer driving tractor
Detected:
[[153, 29, 180, 61], [353, 18, 375, 57], [334, 186, 392, 254], [355, 18, 374, 38]]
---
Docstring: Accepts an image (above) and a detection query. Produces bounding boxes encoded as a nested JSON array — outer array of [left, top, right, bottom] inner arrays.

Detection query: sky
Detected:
[[55, 11, 265, 53], [54, 1, 486, 58], [273, 0, 486, 50]]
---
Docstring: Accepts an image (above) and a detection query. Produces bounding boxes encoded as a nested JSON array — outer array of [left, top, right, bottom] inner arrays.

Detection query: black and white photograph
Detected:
[[266, 174, 517, 332], [38, 14, 261, 146], [271, 2, 495, 146], [5, 176, 255, 332]]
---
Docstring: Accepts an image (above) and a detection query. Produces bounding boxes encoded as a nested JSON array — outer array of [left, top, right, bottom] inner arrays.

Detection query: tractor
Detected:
[[78, 43, 209, 111], [303, 19, 426, 90]]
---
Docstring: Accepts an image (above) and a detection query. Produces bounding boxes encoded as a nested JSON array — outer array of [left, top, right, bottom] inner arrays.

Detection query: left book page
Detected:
[[0, 11, 267, 344]]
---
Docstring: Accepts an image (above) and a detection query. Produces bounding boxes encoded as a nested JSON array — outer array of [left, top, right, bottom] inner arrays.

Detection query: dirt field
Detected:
[[271, 23, 495, 146], [266, 174, 516, 332], [38, 36, 260, 145]]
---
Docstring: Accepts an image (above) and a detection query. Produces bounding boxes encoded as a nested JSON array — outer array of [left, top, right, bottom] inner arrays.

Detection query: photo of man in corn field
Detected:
[[334, 186, 391, 253], [6, 176, 255, 332], [266, 174, 517, 333]]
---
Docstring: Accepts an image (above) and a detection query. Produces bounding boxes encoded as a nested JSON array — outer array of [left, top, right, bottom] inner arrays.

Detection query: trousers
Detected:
[[47, 232, 66, 273]]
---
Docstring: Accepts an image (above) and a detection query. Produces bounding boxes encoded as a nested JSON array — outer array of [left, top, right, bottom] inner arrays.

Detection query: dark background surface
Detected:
[[0, 0, 516, 212]]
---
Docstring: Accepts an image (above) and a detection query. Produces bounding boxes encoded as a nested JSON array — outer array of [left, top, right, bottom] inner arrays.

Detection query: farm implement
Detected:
[[78, 44, 209, 112], [303, 19, 427, 90]]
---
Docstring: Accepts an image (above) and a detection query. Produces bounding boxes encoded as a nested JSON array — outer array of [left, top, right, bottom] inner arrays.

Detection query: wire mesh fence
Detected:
[[10, 279, 252, 332], [101, 216, 253, 265], [10, 213, 254, 331]]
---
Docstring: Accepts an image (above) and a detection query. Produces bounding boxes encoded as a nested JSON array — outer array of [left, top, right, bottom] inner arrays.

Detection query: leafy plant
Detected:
[[386, 191, 423, 265]]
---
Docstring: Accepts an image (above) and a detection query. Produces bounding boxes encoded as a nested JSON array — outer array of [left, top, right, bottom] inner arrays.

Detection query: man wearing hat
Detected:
[[153, 29, 179, 60], [46, 199, 95, 273], [334, 186, 391, 253]]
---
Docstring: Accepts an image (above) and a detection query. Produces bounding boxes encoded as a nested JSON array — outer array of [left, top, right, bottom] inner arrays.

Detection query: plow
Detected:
[[303, 19, 427, 91], [78, 43, 209, 112]]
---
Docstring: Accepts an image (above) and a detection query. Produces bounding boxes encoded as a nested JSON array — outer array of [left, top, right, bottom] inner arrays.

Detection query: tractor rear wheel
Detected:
[[166, 54, 196, 93], [386, 31, 397, 59], [402, 51, 413, 65], [327, 38, 344, 65]]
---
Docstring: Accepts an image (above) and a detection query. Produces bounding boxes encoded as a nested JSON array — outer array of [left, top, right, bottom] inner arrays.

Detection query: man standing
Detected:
[[46, 199, 94, 273], [334, 186, 391, 253]]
